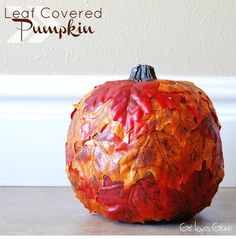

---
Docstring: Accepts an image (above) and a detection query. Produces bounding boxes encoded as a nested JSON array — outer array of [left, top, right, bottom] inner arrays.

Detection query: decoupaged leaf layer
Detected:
[[66, 79, 224, 223]]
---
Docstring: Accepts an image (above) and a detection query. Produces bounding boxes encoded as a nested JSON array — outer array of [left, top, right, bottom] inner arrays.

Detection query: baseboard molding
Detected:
[[0, 75, 236, 100], [0, 75, 235, 187], [0, 75, 236, 120]]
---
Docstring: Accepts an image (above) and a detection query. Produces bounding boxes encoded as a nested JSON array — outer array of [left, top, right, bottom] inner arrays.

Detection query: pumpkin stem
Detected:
[[129, 64, 157, 82]]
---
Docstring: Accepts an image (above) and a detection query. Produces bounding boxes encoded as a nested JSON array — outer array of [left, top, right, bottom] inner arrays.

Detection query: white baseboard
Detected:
[[0, 75, 235, 187]]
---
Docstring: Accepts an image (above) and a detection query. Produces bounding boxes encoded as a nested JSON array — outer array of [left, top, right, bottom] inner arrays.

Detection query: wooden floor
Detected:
[[0, 187, 235, 235]]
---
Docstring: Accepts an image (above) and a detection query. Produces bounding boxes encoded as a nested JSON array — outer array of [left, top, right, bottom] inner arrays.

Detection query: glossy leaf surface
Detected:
[[66, 79, 224, 223]]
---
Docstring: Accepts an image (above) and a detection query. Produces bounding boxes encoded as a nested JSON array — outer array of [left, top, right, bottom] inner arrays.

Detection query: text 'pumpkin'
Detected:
[[66, 65, 224, 223]]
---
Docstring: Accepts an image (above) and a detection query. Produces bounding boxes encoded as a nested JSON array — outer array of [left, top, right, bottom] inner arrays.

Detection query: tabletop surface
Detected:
[[0, 187, 235, 235]]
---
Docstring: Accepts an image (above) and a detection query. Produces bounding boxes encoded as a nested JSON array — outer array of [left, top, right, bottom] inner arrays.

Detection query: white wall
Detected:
[[0, 1, 236, 186], [0, 75, 235, 187], [0, 0, 236, 75]]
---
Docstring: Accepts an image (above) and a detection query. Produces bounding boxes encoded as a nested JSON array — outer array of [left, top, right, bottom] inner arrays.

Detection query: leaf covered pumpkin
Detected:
[[66, 65, 224, 223]]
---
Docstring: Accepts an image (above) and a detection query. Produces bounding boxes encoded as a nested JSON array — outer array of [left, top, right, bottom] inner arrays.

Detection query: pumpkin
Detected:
[[66, 65, 224, 223]]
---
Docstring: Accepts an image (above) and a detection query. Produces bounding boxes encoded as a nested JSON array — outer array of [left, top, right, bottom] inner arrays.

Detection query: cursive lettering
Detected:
[[12, 18, 94, 40]]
